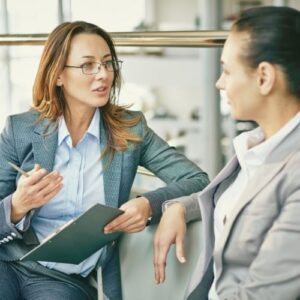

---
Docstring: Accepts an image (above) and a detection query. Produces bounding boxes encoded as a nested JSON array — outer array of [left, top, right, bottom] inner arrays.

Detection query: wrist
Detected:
[[164, 202, 186, 218], [11, 194, 27, 223], [138, 196, 152, 218]]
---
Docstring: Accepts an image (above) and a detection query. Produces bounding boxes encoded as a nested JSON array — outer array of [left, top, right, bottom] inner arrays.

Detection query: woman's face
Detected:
[[58, 33, 114, 112], [216, 31, 261, 121]]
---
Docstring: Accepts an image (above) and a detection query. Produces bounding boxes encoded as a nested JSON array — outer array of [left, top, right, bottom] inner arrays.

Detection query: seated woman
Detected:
[[0, 21, 209, 300], [153, 6, 300, 300]]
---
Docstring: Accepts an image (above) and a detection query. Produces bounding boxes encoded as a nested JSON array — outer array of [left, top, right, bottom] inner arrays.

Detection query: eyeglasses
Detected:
[[64, 60, 123, 75]]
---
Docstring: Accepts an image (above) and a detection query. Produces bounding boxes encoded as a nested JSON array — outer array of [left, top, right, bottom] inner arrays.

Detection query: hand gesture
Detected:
[[11, 164, 63, 223], [153, 203, 187, 284], [104, 197, 152, 233]]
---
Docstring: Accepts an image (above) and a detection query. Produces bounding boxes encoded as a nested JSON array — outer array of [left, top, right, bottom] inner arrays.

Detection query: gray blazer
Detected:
[[180, 122, 300, 300], [0, 109, 209, 299]]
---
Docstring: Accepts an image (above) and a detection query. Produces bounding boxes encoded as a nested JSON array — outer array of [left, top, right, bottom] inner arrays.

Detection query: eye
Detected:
[[104, 60, 114, 66], [82, 62, 96, 70]]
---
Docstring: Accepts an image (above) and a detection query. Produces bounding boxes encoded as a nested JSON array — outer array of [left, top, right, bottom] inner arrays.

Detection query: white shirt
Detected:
[[209, 112, 300, 299]]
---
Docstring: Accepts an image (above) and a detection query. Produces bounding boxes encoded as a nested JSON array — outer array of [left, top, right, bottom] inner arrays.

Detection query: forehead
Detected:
[[221, 31, 250, 66], [68, 33, 111, 59]]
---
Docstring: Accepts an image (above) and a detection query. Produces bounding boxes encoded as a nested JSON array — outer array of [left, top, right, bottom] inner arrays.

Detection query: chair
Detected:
[[119, 220, 202, 300], [96, 171, 202, 299]]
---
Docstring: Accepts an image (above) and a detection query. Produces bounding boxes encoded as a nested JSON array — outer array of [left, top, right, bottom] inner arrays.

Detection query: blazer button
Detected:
[[3, 238, 9, 242], [11, 232, 17, 237], [7, 236, 13, 240]]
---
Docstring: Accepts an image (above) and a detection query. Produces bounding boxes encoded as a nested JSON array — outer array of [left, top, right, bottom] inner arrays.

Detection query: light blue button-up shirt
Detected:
[[31, 109, 105, 277]]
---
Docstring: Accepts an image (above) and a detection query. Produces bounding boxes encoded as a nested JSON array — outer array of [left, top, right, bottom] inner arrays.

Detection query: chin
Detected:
[[93, 98, 110, 108]]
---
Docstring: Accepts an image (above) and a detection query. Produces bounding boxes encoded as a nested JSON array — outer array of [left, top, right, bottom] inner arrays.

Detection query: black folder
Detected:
[[20, 203, 124, 264]]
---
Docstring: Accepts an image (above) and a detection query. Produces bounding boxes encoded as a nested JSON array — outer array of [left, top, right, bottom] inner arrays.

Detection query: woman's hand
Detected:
[[11, 164, 63, 223], [104, 197, 152, 233], [153, 203, 187, 284]]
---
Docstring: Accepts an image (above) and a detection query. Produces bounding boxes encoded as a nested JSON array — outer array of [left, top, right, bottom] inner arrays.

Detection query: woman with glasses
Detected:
[[0, 21, 209, 300], [154, 6, 300, 300]]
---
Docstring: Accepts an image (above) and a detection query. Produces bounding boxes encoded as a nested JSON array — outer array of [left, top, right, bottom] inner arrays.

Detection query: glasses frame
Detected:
[[64, 60, 123, 75]]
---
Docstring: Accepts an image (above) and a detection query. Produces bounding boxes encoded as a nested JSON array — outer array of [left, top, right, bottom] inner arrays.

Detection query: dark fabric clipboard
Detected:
[[20, 203, 124, 264]]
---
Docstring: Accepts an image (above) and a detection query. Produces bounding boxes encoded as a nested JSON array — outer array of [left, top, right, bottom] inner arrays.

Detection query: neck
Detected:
[[64, 106, 96, 146], [257, 96, 300, 139]]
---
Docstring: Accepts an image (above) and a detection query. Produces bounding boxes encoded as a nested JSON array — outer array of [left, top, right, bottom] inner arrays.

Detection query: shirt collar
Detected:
[[234, 111, 300, 168], [58, 109, 100, 146]]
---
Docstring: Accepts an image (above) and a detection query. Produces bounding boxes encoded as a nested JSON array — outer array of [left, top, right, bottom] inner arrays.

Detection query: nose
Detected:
[[215, 72, 224, 90], [95, 64, 109, 80]]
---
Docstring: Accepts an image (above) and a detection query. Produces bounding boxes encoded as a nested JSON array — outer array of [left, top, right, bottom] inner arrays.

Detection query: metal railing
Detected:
[[0, 31, 227, 47], [0, 29, 227, 177]]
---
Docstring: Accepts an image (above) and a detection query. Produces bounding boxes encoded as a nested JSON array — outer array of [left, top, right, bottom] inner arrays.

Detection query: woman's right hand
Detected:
[[11, 164, 63, 223], [153, 202, 187, 284]]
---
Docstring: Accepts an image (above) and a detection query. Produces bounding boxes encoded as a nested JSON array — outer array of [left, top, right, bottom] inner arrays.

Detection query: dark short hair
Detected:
[[233, 6, 300, 98]]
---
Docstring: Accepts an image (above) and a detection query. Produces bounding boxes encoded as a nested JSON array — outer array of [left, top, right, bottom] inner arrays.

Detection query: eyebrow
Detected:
[[81, 54, 112, 59]]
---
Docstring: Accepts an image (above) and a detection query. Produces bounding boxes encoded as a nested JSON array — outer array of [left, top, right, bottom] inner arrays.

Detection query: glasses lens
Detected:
[[83, 62, 100, 75], [105, 60, 122, 72]]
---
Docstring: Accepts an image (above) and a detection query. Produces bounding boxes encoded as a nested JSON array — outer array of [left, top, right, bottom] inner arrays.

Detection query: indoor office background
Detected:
[[1, 0, 299, 183]]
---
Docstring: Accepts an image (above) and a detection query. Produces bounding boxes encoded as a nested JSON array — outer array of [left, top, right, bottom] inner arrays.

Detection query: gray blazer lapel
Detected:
[[217, 160, 285, 252], [100, 117, 122, 208], [32, 120, 58, 172], [217, 123, 300, 254], [199, 155, 239, 197], [186, 156, 239, 295]]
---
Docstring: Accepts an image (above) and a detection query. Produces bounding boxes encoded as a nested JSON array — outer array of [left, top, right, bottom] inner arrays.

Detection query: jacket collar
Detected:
[[32, 112, 122, 208], [216, 122, 300, 253]]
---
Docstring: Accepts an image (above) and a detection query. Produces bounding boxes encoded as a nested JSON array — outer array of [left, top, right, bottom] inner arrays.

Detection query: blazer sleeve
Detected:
[[162, 193, 202, 223], [220, 161, 300, 300], [0, 116, 33, 243], [137, 113, 209, 223]]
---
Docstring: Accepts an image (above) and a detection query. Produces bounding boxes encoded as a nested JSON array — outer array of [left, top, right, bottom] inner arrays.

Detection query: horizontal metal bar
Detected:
[[0, 31, 228, 47]]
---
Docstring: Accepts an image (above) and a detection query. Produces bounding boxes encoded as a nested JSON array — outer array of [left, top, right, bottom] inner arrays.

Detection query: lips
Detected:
[[92, 86, 107, 92]]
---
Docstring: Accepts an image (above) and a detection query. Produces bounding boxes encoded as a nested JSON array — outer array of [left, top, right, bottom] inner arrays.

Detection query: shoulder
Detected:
[[120, 109, 147, 132], [120, 109, 144, 121], [3, 110, 42, 140], [9, 109, 40, 128]]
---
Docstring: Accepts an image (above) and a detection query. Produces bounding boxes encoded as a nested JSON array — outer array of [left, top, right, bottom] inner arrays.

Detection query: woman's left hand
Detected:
[[104, 197, 152, 233]]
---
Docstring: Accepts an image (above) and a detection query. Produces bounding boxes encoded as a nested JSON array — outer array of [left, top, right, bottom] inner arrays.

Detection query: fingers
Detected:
[[37, 182, 64, 205], [153, 234, 172, 284], [26, 164, 41, 175], [152, 203, 187, 285], [153, 235, 186, 284], [34, 171, 62, 193], [104, 212, 146, 233], [13, 167, 64, 213], [104, 198, 151, 233], [22, 167, 48, 185], [175, 235, 186, 263]]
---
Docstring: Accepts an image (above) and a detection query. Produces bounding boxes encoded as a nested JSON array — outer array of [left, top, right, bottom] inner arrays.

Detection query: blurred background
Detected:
[[0, 0, 299, 184]]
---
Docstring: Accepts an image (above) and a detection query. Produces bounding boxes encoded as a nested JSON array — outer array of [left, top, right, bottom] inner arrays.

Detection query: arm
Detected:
[[104, 113, 208, 233], [153, 193, 201, 283], [139, 114, 209, 223], [0, 116, 63, 245], [0, 116, 25, 240]]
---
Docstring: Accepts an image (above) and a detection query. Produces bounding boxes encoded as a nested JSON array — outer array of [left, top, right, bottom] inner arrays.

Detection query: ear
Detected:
[[256, 62, 276, 96], [56, 75, 63, 87]]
